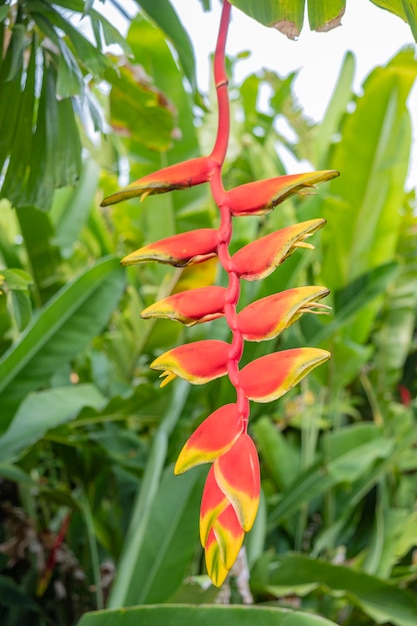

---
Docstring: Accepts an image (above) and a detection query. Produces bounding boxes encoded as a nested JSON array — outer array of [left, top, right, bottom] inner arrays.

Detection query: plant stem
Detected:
[[209, 1, 250, 430]]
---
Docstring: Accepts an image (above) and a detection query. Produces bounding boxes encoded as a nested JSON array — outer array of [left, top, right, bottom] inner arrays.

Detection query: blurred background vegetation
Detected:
[[0, 1, 417, 625]]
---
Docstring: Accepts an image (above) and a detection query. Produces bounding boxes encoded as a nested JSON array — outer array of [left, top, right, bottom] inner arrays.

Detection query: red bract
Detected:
[[226, 170, 339, 216], [150, 340, 229, 387], [101, 156, 215, 206], [141, 286, 226, 326], [214, 433, 260, 532], [240, 348, 331, 403], [175, 404, 243, 473], [121, 229, 218, 268], [232, 219, 325, 281], [237, 286, 330, 341], [103, 0, 337, 587]]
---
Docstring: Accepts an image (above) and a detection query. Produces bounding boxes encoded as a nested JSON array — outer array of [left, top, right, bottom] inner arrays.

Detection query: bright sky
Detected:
[[171, 0, 417, 186]]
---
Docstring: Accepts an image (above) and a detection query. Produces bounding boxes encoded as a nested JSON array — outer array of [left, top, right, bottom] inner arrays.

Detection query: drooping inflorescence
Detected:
[[102, 0, 338, 586]]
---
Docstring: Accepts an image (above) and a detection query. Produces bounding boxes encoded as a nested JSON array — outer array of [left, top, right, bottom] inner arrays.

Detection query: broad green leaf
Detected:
[[313, 51, 355, 166], [0, 6, 9, 23], [22, 55, 66, 209], [253, 416, 300, 491], [322, 50, 416, 291], [90, 9, 133, 56], [16, 206, 62, 302], [0, 575, 38, 610], [54, 97, 83, 189], [16, 206, 61, 303], [46, 4, 110, 79], [78, 604, 338, 626], [6, 23, 25, 82], [0, 269, 33, 291], [0, 463, 33, 483], [229, 0, 305, 38], [135, 0, 199, 93], [126, 17, 200, 163], [313, 262, 399, 346], [373, 209, 417, 391], [122, 467, 204, 605], [106, 62, 175, 152], [52, 160, 100, 257], [10, 290, 32, 331], [251, 553, 417, 626], [0, 384, 106, 463], [0, 26, 25, 180], [108, 381, 191, 608], [307, 0, 345, 31], [370, 1, 417, 39], [1, 33, 37, 206], [0, 256, 125, 431], [57, 38, 84, 98], [269, 424, 394, 525], [229, 0, 416, 40]]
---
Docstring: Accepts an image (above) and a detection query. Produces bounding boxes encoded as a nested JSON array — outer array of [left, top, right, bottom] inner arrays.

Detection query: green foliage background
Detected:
[[0, 1, 417, 625]]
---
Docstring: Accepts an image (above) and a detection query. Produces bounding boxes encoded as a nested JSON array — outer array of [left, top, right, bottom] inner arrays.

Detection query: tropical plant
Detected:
[[100, 0, 337, 587], [0, 1, 417, 625]]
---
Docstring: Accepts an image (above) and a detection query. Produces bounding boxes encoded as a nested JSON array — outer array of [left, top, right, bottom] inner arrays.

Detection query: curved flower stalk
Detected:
[[102, 0, 338, 586]]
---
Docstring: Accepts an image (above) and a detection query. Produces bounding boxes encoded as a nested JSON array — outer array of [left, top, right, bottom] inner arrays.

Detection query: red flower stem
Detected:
[[209, 1, 250, 430], [211, 0, 231, 166]]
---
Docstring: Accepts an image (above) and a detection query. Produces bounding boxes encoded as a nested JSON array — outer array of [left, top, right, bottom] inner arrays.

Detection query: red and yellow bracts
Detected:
[[102, 0, 338, 587]]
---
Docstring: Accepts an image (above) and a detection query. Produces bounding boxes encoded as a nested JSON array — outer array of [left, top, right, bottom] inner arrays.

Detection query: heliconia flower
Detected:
[[214, 433, 260, 532], [174, 403, 244, 474], [101, 156, 215, 206], [150, 339, 229, 387], [204, 528, 230, 587], [232, 218, 325, 281], [121, 229, 219, 268], [200, 465, 229, 547], [226, 170, 339, 216], [240, 347, 331, 403], [237, 286, 330, 341], [141, 286, 227, 326]]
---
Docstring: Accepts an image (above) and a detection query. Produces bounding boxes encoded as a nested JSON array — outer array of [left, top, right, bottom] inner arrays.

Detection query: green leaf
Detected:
[[106, 62, 175, 152], [0, 384, 106, 463], [0, 256, 125, 431], [0, 575, 38, 610], [373, 210, 417, 390], [311, 262, 399, 346], [308, 0, 345, 31], [1, 34, 37, 206], [253, 416, 300, 491], [6, 23, 25, 82], [135, 0, 199, 93], [78, 604, 338, 626], [269, 424, 394, 525], [46, 5, 110, 79], [108, 381, 191, 608], [90, 9, 133, 56], [252, 553, 417, 626], [57, 38, 84, 98], [228, 0, 416, 40], [16, 206, 62, 302], [10, 290, 32, 331], [0, 27, 26, 188], [370, 1, 417, 39], [125, 468, 204, 605], [322, 49, 417, 292], [313, 51, 355, 166], [0, 6, 9, 23], [229, 0, 305, 38], [53, 160, 100, 257], [0, 269, 33, 291]]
